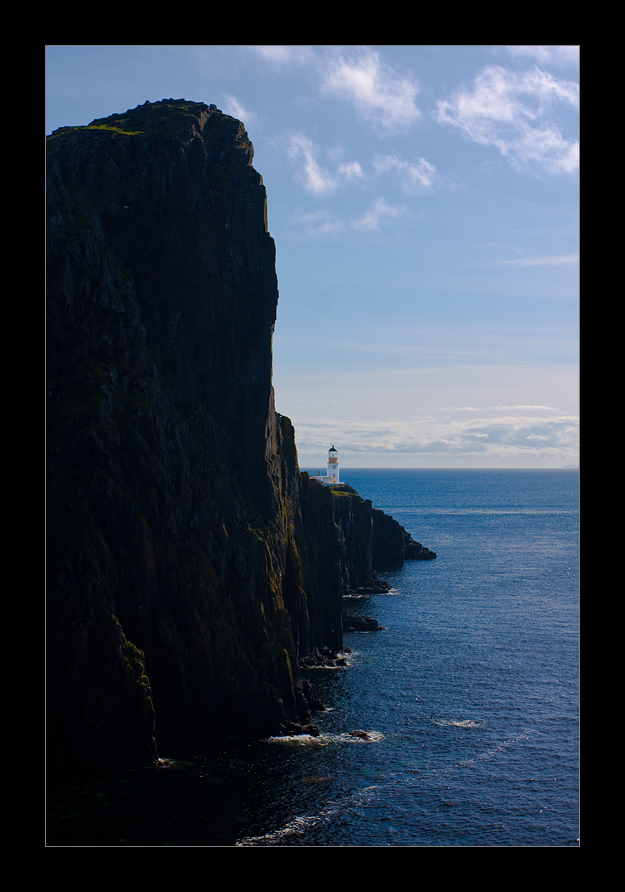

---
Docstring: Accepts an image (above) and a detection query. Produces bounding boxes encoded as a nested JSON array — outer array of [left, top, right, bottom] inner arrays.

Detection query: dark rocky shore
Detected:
[[46, 99, 435, 778]]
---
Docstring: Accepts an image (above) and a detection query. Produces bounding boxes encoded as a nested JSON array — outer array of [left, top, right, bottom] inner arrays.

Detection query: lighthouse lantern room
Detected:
[[311, 445, 340, 486]]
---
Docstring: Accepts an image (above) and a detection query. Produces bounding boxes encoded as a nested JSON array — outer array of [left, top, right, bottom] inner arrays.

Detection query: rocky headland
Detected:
[[46, 99, 435, 778]]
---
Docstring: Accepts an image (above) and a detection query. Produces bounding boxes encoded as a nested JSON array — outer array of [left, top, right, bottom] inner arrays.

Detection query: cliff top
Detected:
[[329, 484, 359, 496], [47, 99, 254, 165]]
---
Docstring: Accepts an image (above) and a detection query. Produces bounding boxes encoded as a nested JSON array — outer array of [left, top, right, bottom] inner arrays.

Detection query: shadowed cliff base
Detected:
[[46, 99, 434, 779]]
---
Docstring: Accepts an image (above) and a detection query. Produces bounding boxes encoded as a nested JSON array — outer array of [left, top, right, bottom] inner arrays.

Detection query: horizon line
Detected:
[[299, 465, 579, 471]]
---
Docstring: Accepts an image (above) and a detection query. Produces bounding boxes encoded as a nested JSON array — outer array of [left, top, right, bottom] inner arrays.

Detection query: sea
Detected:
[[47, 469, 579, 847]]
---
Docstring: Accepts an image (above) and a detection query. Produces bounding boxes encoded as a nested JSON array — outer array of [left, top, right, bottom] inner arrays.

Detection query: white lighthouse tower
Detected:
[[311, 445, 340, 486], [327, 445, 339, 484]]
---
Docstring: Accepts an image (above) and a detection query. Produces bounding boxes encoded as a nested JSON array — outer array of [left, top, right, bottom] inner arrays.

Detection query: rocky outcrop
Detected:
[[342, 615, 386, 632], [329, 484, 385, 593], [46, 100, 433, 778], [403, 532, 437, 561], [372, 507, 437, 568]]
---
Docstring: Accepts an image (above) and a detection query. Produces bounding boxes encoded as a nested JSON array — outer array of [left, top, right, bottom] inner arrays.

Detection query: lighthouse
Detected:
[[327, 445, 339, 484], [311, 446, 340, 486]]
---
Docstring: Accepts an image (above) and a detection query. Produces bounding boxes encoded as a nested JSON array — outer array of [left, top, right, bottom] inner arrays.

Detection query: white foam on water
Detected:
[[433, 718, 485, 729], [264, 729, 385, 747], [236, 784, 380, 846], [264, 734, 328, 747]]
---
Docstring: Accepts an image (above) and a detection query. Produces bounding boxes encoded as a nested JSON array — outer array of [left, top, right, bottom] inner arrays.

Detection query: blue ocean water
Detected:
[[47, 469, 579, 847]]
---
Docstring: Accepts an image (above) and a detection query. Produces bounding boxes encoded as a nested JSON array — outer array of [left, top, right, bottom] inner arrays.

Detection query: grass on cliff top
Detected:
[[85, 123, 144, 135], [329, 484, 361, 499], [47, 123, 144, 141], [89, 101, 223, 138], [47, 101, 246, 149]]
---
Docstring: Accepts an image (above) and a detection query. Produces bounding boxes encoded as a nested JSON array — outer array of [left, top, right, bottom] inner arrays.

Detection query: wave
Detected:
[[433, 718, 485, 729], [264, 734, 328, 747], [236, 785, 380, 846], [239, 728, 538, 845], [265, 730, 385, 747]]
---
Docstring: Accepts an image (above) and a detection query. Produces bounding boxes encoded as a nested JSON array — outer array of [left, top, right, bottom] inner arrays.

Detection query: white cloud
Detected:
[[290, 197, 405, 236], [374, 153, 436, 191], [440, 404, 558, 412], [250, 45, 314, 65], [290, 209, 346, 236], [222, 94, 257, 127], [285, 133, 338, 194], [288, 412, 579, 467], [506, 46, 580, 67], [337, 160, 364, 181], [435, 64, 579, 175], [351, 197, 406, 231], [320, 47, 420, 132], [497, 254, 579, 267], [248, 46, 421, 133], [285, 132, 364, 195], [273, 363, 579, 466]]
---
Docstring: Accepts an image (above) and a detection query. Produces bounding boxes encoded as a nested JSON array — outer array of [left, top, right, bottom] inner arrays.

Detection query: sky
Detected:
[[46, 45, 579, 469]]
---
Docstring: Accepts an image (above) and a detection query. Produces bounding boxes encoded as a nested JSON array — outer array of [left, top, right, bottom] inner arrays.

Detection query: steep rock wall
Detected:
[[47, 100, 321, 774], [371, 508, 436, 568], [46, 100, 433, 778]]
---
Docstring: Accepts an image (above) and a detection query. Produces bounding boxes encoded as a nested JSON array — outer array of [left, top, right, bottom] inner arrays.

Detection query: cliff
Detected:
[[372, 507, 437, 568], [46, 100, 433, 778]]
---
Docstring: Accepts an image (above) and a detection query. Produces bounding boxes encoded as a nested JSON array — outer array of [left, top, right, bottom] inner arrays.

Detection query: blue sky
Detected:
[[46, 46, 579, 468]]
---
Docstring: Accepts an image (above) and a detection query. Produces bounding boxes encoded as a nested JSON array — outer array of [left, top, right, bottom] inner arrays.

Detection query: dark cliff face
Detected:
[[47, 100, 309, 773], [371, 507, 437, 568], [46, 100, 431, 777]]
